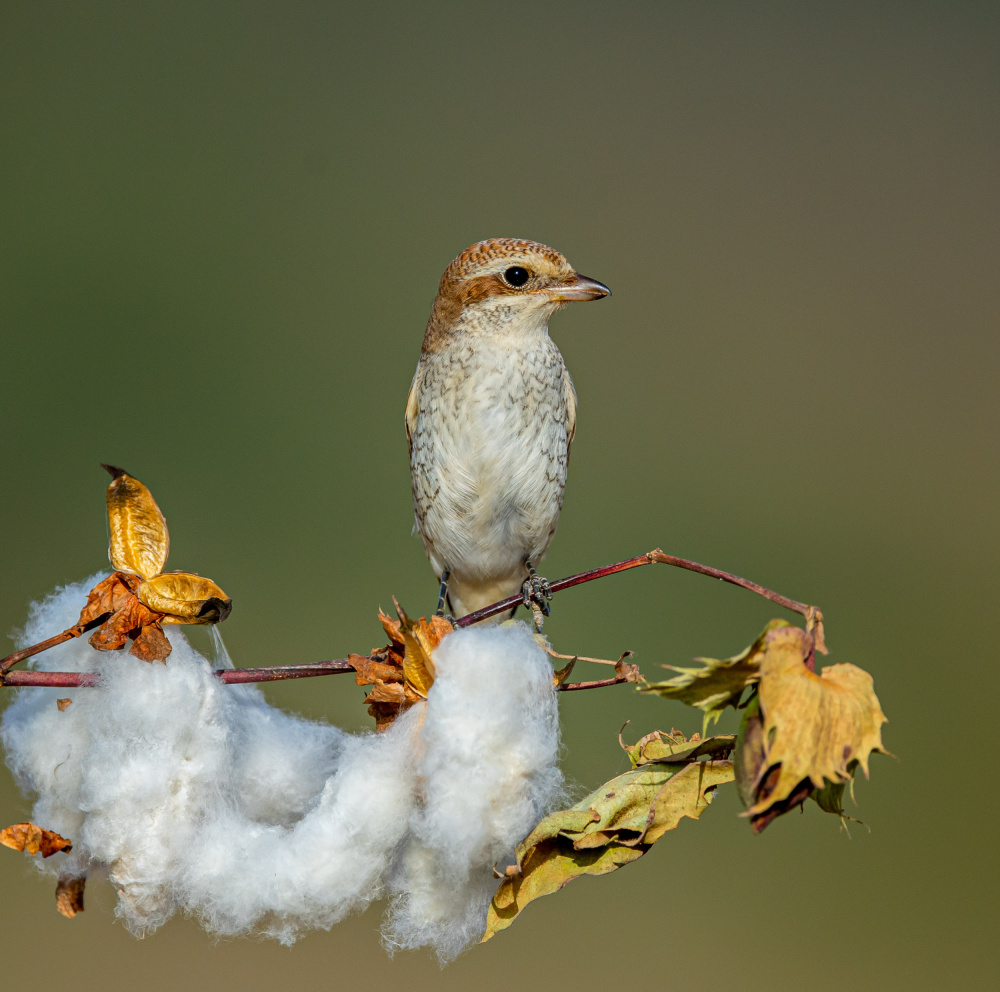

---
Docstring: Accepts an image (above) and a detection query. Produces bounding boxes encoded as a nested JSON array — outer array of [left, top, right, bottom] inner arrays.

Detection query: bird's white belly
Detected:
[[412, 343, 569, 585]]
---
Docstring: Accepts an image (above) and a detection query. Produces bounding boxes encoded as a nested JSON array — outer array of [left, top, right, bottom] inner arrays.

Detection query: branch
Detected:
[[0, 614, 109, 675], [457, 548, 823, 635], [1, 663, 629, 693], [1, 546, 823, 689]]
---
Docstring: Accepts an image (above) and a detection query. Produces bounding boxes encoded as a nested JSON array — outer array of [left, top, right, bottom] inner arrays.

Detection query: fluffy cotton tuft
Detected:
[[1, 578, 563, 959]]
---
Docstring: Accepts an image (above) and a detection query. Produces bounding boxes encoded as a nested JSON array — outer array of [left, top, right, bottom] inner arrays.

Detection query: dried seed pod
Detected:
[[103, 465, 170, 580], [136, 572, 232, 624]]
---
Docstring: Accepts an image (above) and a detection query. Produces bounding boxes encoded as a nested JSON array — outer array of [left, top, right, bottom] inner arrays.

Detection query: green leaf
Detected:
[[482, 738, 734, 942], [638, 619, 791, 728]]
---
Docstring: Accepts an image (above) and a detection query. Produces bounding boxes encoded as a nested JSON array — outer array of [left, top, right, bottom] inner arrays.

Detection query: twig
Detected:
[[0, 614, 110, 676], [1, 662, 627, 692], [1, 546, 824, 688], [457, 548, 822, 629]]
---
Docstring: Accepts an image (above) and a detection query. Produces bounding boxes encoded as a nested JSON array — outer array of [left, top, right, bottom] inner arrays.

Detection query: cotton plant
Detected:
[[0, 466, 888, 961]]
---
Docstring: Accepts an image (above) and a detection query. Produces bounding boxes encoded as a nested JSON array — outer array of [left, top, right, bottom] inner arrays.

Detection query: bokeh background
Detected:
[[2, 2, 997, 989]]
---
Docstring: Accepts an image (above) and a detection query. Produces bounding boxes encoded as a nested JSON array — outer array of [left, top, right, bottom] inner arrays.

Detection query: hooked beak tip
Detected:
[[547, 273, 611, 302]]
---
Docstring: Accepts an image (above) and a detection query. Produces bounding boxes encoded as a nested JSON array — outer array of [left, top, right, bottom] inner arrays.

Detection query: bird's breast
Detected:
[[410, 336, 571, 579]]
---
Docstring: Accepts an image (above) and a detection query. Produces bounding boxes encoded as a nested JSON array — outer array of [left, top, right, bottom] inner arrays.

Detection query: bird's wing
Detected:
[[564, 368, 578, 453], [405, 365, 421, 458]]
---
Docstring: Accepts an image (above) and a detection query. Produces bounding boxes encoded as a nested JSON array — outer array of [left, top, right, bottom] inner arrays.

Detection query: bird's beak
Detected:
[[543, 273, 611, 303]]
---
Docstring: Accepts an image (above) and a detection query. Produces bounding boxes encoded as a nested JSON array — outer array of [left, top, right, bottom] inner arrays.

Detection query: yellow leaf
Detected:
[[735, 625, 888, 832], [137, 572, 232, 624], [103, 465, 170, 580], [394, 599, 452, 699], [638, 619, 790, 727], [483, 735, 734, 942]]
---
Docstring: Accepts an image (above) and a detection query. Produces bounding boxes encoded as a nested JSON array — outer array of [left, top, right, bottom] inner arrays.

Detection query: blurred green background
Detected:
[[1, 2, 996, 989]]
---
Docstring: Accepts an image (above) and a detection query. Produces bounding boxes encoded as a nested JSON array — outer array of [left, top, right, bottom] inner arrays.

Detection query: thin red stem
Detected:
[[0, 614, 110, 676], [1, 547, 823, 689], [1, 662, 623, 693]]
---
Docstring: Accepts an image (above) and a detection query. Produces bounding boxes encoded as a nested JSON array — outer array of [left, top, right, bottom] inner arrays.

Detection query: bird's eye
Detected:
[[503, 266, 531, 288]]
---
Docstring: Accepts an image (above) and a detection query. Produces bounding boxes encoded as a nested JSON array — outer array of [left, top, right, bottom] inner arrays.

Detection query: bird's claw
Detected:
[[521, 573, 552, 618]]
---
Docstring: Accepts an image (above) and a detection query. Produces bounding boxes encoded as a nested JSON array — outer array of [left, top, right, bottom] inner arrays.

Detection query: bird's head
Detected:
[[423, 238, 610, 350]]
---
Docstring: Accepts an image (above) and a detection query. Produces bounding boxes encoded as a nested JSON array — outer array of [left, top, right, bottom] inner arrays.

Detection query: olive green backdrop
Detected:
[[1, 2, 996, 989]]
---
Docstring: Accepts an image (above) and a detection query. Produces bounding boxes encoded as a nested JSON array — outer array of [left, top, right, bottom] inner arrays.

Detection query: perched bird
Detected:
[[406, 238, 610, 623]]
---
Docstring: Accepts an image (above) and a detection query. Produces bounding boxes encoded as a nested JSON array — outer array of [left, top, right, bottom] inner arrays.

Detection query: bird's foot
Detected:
[[434, 569, 451, 617], [522, 561, 552, 632]]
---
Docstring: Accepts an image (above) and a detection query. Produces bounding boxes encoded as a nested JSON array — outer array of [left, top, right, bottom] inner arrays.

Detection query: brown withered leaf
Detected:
[[56, 876, 85, 918], [56, 698, 72, 711], [77, 571, 141, 627], [638, 619, 791, 727], [130, 623, 172, 663], [734, 625, 887, 833], [348, 653, 404, 686], [102, 464, 170, 581], [350, 606, 454, 730], [377, 610, 406, 663], [76, 570, 172, 662], [0, 822, 72, 858], [615, 651, 641, 683], [84, 583, 170, 662], [394, 599, 453, 698], [482, 734, 734, 942], [137, 571, 232, 624]]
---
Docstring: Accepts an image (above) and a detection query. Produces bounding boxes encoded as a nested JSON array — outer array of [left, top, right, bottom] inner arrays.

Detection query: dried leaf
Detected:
[[77, 571, 141, 627], [638, 619, 791, 727], [88, 591, 165, 655], [551, 656, 577, 685], [103, 465, 170, 581], [352, 606, 453, 730], [55, 876, 85, 918], [129, 623, 172, 663], [377, 610, 406, 659], [615, 652, 641, 683], [56, 698, 72, 711], [622, 728, 736, 768], [394, 599, 452, 699], [348, 653, 404, 686], [137, 571, 232, 624], [482, 736, 734, 942], [0, 822, 72, 857], [733, 625, 887, 832]]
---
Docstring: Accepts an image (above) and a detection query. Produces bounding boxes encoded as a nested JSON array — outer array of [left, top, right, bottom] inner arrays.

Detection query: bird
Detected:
[[406, 238, 610, 625]]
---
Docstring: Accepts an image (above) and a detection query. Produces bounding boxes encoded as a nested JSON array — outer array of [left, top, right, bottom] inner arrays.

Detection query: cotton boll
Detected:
[[1, 581, 563, 960], [176, 707, 421, 943], [383, 622, 563, 961]]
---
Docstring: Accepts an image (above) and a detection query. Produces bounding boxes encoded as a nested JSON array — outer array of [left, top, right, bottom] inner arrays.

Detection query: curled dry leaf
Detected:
[[733, 625, 887, 833], [614, 651, 641, 683], [348, 606, 454, 730], [56, 876, 85, 918], [137, 572, 233, 624], [482, 732, 734, 942], [622, 728, 736, 768], [79, 572, 172, 663], [551, 656, 577, 686], [0, 822, 72, 858], [638, 619, 790, 727], [102, 464, 169, 581], [65, 467, 233, 664]]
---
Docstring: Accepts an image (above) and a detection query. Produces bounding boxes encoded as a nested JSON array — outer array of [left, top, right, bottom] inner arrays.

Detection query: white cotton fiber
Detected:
[[1, 577, 562, 959], [383, 623, 563, 959]]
